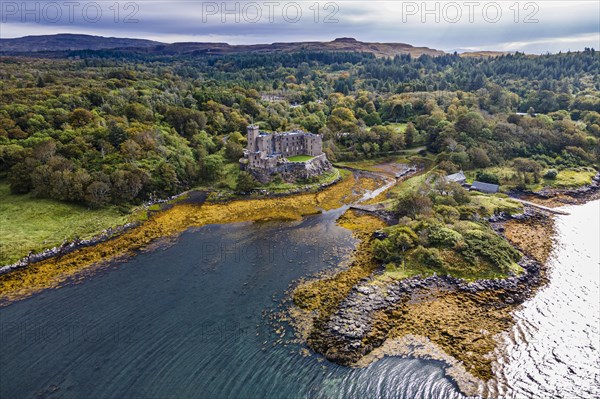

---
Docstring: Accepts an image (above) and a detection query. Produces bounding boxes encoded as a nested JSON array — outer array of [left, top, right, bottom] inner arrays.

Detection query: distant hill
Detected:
[[147, 37, 445, 57], [0, 34, 162, 53], [459, 51, 513, 58], [0, 34, 445, 57]]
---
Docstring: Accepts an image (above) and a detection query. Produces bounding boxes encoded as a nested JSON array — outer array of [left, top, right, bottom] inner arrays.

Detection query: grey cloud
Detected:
[[1, 0, 598, 53]]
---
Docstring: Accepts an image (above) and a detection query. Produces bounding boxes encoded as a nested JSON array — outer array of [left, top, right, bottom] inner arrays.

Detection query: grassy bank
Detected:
[[335, 153, 430, 173], [0, 183, 133, 265], [465, 166, 596, 191], [1, 165, 344, 266], [256, 168, 342, 194], [0, 171, 378, 303], [286, 155, 315, 162]]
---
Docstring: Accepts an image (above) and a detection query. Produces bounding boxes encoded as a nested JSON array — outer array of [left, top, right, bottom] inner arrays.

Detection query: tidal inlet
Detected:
[[1, 3, 599, 398]]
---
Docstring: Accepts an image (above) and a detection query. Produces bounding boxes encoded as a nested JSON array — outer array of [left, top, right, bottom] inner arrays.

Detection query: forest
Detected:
[[0, 49, 598, 207]]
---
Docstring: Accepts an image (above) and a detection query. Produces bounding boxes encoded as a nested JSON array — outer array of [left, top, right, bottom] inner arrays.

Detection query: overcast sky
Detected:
[[1, 1, 599, 53]]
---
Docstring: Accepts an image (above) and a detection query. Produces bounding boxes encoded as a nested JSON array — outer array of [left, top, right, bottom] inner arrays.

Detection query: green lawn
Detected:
[[388, 122, 407, 133], [366, 123, 407, 133], [335, 156, 409, 172], [468, 192, 524, 215], [286, 155, 315, 162], [466, 166, 596, 191], [259, 168, 342, 193], [545, 168, 596, 189], [0, 182, 132, 265], [335, 153, 430, 171]]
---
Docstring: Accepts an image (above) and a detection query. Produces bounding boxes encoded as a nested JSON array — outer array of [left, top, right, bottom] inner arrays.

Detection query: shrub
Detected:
[[461, 229, 521, 272], [428, 224, 463, 247], [438, 160, 459, 174], [395, 190, 433, 219], [433, 204, 460, 223], [476, 171, 500, 185], [373, 226, 419, 263], [457, 205, 478, 220], [543, 169, 558, 179], [236, 171, 257, 193], [412, 246, 446, 269]]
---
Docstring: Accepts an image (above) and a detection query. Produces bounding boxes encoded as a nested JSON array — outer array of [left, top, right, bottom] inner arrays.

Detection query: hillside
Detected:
[[0, 35, 444, 57], [0, 34, 162, 53]]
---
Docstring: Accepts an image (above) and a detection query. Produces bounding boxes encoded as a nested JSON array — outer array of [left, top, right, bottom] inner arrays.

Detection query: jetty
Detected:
[[511, 198, 570, 215]]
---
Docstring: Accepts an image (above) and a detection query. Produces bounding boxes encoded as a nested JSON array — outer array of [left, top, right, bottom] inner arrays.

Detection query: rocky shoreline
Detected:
[[0, 171, 344, 277], [535, 171, 600, 199], [307, 230, 543, 368], [515, 171, 600, 206], [0, 222, 141, 276], [0, 170, 380, 304], [0, 190, 198, 276], [292, 204, 561, 397]]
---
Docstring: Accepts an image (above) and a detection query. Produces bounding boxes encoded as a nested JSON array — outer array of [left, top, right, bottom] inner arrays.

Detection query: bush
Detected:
[[428, 224, 463, 247], [543, 169, 558, 179], [475, 171, 500, 184], [457, 205, 478, 220], [438, 160, 459, 174], [395, 190, 433, 219], [412, 246, 446, 268], [373, 225, 418, 263], [433, 205, 460, 223], [236, 171, 257, 193], [461, 229, 521, 272]]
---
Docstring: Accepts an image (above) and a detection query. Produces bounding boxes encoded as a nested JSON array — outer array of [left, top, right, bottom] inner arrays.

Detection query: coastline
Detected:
[[0, 170, 381, 305], [290, 182, 600, 397], [515, 171, 600, 207], [1, 162, 597, 395], [301, 208, 550, 379], [0, 168, 344, 277]]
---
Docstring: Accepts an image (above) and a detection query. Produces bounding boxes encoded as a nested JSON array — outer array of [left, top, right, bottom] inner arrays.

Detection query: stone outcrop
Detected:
[[308, 255, 542, 366], [248, 153, 332, 183], [535, 172, 600, 199], [306, 210, 547, 367]]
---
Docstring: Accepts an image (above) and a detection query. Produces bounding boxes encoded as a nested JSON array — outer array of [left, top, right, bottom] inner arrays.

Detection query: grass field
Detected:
[[335, 155, 410, 172], [286, 155, 314, 162], [465, 166, 596, 191], [0, 183, 132, 265], [366, 122, 407, 133], [544, 168, 596, 189], [468, 192, 524, 215], [259, 168, 342, 193], [335, 152, 431, 171], [388, 122, 407, 133]]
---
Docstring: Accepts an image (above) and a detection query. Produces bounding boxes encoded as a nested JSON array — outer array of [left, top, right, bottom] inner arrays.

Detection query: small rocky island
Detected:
[[240, 125, 332, 183]]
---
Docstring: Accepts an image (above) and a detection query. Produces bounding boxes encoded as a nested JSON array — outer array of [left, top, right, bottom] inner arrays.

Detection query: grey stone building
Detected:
[[240, 125, 331, 182]]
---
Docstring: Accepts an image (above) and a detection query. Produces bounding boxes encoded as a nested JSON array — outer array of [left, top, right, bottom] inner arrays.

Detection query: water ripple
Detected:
[[494, 200, 600, 398]]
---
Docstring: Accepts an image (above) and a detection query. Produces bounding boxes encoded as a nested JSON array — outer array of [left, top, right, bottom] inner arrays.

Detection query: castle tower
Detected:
[[247, 125, 259, 152]]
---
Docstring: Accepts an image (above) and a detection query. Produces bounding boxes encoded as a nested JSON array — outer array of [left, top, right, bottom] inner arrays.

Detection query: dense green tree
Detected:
[[404, 122, 416, 147], [0, 48, 597, 207]]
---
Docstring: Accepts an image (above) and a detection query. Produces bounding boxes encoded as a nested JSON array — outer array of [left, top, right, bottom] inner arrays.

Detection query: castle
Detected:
[[240, 125, 331, 182]]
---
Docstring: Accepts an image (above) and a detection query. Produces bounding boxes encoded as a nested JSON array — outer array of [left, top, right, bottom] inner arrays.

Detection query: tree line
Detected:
[[0, 48, 598, 206]]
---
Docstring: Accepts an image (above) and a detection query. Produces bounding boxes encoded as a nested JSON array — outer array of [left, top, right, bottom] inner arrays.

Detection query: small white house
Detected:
[[444, 171, 467, 185], [471, 181, 499, 194]]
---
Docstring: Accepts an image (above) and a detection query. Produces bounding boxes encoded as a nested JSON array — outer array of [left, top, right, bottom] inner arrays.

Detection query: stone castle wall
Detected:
[[248, 154, 331, 183], [241, 125, 331, 183]]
